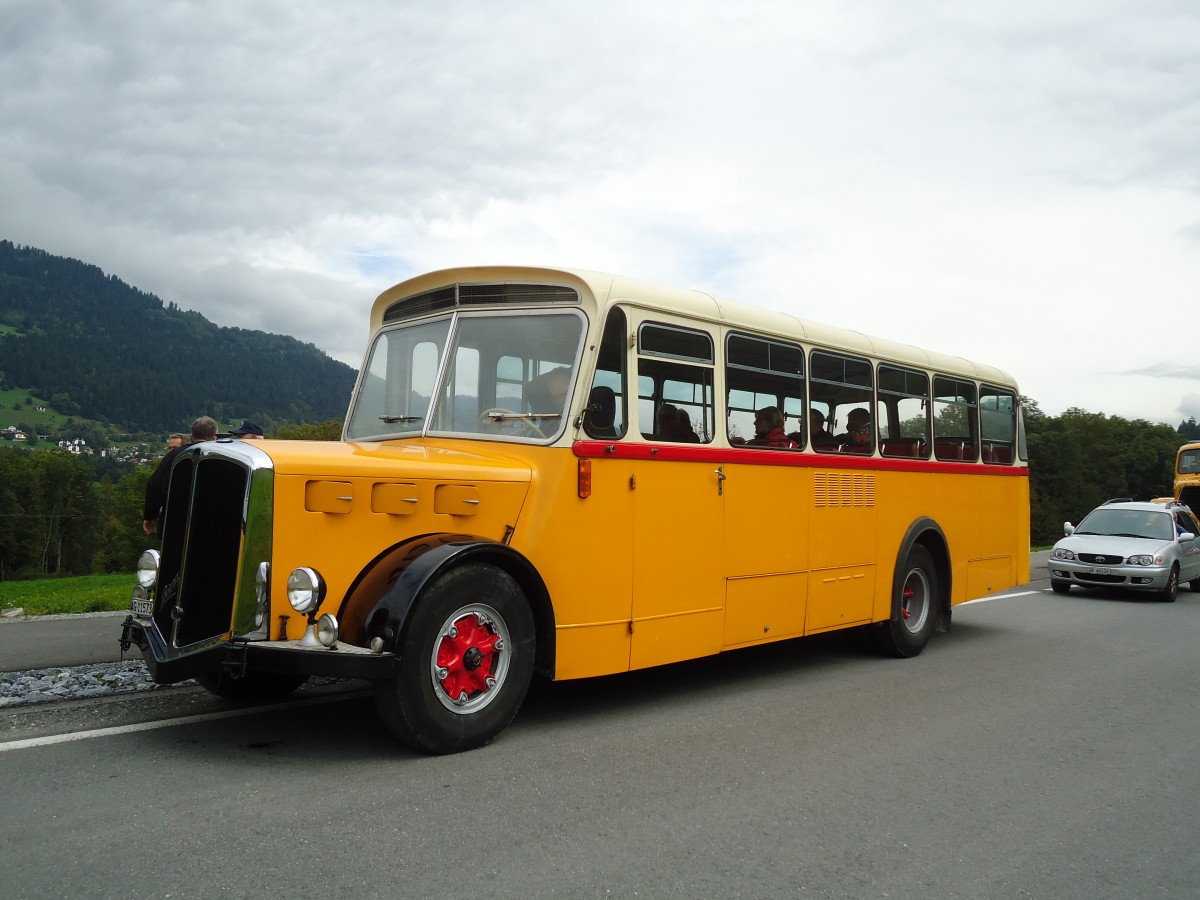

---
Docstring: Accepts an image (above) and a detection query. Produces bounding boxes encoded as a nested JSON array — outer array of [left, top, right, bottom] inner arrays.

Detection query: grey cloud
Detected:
[[1124, 362, 1200, 380]]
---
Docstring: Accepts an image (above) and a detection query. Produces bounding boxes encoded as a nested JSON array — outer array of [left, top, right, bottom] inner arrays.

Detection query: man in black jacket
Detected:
[[142, 416, 217, 536]]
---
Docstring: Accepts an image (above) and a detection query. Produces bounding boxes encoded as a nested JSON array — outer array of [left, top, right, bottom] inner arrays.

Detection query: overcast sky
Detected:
[[2, 0, 1198, 426]]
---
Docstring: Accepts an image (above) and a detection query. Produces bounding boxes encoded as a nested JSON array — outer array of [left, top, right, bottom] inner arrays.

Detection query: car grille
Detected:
[[1077, 553, 1124, 565], [152, 450, 250, 649]]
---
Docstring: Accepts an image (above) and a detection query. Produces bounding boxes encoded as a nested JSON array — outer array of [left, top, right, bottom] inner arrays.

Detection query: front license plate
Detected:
[[131, 597, 153, 618], [1087, 567, 1111, 575]]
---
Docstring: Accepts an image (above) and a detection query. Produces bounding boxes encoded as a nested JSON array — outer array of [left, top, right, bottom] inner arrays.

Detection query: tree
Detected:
[[273, 418, 343, 441], [91, 465, 156, 574]]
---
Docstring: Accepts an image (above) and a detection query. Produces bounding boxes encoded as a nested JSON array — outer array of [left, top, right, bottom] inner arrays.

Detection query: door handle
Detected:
[[714, 466, 726, 496]]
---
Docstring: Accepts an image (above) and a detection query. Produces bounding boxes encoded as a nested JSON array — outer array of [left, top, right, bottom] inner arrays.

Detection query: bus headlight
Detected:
[[137, 549, 161, 589], [287, 567, 324, 614]]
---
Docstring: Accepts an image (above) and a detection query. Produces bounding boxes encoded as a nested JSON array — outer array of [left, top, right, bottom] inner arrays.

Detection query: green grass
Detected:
[[0, 573, 132, 616]]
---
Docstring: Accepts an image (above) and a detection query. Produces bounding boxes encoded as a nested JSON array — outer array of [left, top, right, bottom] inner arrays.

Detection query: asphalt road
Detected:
[[3, 551, 1200, 898]]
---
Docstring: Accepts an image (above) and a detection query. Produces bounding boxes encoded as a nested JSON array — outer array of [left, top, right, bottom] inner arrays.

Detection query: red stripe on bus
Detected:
[[571, 440, 1029, 476]]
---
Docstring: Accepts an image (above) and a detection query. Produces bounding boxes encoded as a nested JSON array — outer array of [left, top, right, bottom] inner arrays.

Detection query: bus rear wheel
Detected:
[[874, 546, 939, 658], [374, 563, 535, 755]]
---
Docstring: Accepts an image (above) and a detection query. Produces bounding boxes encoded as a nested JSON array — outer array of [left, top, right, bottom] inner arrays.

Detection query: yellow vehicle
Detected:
[[121, 266, 1030, 754], [1175, 442, 1200, 511]]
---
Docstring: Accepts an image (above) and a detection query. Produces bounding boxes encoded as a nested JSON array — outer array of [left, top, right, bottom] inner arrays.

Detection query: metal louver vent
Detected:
[[813, 473, 876, 507]]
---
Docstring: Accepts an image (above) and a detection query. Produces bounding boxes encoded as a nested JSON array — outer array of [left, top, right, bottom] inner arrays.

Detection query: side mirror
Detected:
[[1179, 532, 1196, 542], [1063, 522, 1075, 536]]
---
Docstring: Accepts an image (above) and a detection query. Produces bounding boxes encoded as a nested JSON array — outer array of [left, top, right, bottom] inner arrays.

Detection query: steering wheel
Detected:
[[479, 408, 546, 439]]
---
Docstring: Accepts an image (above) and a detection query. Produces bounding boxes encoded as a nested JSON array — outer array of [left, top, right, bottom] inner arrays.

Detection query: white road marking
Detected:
[[960, 589, 1043, 606]]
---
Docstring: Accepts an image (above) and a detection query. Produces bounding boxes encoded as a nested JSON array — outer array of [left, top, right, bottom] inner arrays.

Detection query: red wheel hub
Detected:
[[436, 614, 500, 701]]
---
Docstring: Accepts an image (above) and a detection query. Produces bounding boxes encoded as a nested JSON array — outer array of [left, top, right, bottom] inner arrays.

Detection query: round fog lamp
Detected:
[[287, 567, 323, 614], [137, 549, 161, 589], [316, 613, 339, 647]]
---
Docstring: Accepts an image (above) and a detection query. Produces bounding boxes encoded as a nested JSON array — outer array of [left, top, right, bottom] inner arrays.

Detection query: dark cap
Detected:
[[230, 420, 264, 437]]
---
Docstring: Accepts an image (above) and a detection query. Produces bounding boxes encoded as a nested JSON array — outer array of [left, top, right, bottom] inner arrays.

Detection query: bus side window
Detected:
[[585, 308, 629, 439], [934, 376, 979, 462], [811, 350, 875, 454], [725, 333, 805, 450], [878, 364, 930, 459], [637, 321, 714, 443], [980, 385, 1015, 464]]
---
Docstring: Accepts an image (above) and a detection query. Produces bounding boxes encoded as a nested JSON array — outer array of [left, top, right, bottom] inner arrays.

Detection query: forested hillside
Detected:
[[0, 241, 356, 432]]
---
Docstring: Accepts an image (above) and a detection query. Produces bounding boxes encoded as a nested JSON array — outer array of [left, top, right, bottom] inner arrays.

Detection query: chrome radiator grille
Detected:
[[152, 450, 250, 649]]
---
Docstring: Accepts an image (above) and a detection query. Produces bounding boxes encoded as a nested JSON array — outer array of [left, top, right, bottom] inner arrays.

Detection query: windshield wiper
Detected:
[[379, 415, 423, 424], [483, 411, 562, 420]]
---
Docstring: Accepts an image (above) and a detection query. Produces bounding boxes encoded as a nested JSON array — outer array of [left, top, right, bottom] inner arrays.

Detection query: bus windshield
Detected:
[[345, 310, 586, 441]]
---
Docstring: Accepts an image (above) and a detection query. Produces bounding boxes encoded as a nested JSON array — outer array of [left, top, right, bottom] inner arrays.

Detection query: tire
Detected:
[[1189, 578, 1200, 593], [197, 670, 309, 702], [374, 562, 535, 754], [1051, 581, 1071, 594], [1158, 566, 1179, 603], [874, 545, 939, 658]]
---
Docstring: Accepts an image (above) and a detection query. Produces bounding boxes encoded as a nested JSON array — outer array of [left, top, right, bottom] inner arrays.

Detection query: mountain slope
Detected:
[[0, 240, 357, 432]]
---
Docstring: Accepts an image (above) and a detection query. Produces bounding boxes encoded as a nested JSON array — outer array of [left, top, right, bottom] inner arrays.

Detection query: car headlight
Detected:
[[287, 567, 325, 614], [136, 549, 161, 589], [1128, 554, 1165, 566], [1052, 548, 1075, 560]]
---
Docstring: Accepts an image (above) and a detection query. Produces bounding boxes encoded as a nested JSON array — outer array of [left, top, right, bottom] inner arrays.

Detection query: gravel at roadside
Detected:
[[0, 660, 194, 708]]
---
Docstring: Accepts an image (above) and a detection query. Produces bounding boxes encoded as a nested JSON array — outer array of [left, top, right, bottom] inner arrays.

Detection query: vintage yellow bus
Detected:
[[1175, 441, 1200, 511], [121, 266, 1030, 754]]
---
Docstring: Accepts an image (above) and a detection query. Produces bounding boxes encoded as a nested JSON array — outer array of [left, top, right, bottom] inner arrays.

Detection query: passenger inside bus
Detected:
[[733, 406, 797, 449], [674, 407, 701, 442], [808, 408, 836, 450], [834, 408, 873, 452], [527, 367, 571, 413], [653, 404, 700, 442]]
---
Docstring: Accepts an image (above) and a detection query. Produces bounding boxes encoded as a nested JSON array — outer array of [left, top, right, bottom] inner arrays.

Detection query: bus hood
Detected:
[[247, 438, 536, 484]]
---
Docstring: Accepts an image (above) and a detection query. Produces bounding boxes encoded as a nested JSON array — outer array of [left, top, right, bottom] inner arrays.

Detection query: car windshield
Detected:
[[345, 310, 586, 441], [1074, 508, 1173, 542]]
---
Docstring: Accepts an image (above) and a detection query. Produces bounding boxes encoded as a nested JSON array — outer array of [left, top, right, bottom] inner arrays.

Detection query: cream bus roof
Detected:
[[372, 265, 1018, 388]]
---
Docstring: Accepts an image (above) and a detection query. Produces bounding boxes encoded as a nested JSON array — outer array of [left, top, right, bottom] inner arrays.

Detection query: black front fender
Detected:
[[337, 534, 555, 678]]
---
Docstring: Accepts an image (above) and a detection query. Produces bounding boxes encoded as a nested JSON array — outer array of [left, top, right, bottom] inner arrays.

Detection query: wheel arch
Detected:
[[338, 533, 556, 680], [893, 517, 952, 630]]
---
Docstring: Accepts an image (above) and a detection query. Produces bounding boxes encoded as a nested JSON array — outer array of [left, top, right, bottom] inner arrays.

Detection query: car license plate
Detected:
[[131, 597, 153, 618], [1086, 566, 1111, 575]]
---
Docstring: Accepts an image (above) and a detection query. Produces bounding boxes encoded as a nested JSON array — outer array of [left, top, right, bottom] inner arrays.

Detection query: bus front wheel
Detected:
[[875, 546, 939, 658], [374, 563, 535, 755]]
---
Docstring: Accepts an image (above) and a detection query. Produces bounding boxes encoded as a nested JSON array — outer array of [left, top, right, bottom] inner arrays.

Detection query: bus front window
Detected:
[[345, 317, 451, 440], [346, 310, 585, 442]]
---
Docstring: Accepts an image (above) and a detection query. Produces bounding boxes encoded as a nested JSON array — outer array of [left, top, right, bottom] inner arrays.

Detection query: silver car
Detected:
[[1048, 499, 1200, 602]]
